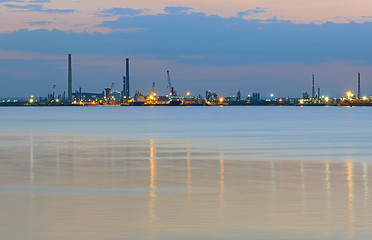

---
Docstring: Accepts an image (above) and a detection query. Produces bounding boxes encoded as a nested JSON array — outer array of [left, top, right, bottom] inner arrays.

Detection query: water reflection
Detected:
[[1, 135, 372, 240], [219, 152, 225, 219], [29, 134, 34, 185], [186, 149, 191, 210], [148, 139, 157, 222], [347, 162, 354, 238], [325, 161, 331, 210], [270, 161, 276, 202], [363, 163, 368, 204], [187, 151, 191, 194], [56, 140, 60, 182], [300, 161, 306, 210]]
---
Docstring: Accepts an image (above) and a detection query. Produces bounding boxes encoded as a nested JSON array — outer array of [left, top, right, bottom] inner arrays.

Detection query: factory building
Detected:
[[251, 93, 260, 102]]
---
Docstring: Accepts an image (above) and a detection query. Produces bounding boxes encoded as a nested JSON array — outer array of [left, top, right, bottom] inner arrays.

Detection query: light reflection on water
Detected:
[[0, 135, 371, 239], [149, 139, 157, 223], [1, 107, 372, 239]]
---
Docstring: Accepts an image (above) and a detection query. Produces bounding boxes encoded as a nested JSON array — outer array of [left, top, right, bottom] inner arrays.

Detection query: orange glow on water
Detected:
[[149, 139, 157, 222], [347, 162, 353, 199], [347, 161, 354, 237]]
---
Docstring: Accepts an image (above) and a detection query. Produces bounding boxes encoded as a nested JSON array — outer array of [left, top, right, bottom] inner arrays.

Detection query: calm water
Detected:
[[1, 106, 372, 239]]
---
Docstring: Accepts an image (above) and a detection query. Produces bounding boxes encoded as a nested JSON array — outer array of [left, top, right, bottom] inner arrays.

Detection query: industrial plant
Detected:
[[1, 54, 372, 107]]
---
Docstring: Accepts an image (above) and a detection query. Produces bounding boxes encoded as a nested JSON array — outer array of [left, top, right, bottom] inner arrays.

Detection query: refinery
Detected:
[[1, 54, 372, 107]]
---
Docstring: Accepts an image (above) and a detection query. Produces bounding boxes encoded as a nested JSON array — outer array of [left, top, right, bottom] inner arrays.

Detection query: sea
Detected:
[[0, 106, 371, 240]]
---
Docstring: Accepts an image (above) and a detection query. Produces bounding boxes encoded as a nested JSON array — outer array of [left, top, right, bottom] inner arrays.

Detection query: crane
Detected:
[[75, 90, 81, 102], [151, 82, 155, 96], [47, 85, 56, 103], [106, 83, 115, 103], [146, 82, 157, 104], [167, 70, 176, 96]]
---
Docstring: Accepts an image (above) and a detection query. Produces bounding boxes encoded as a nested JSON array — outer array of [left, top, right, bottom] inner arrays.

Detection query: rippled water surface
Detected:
[[1, 106, 372, 239]]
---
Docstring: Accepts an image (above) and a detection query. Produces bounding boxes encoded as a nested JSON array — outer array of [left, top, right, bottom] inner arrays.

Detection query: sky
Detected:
[[1, 0, 372, 98]]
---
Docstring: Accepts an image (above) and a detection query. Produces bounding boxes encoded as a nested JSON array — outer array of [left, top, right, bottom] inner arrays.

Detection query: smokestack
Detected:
[[125, 58, 130, 99], [68, 54, 72, 102], [122, 76, 126, 100], [312, 73, 315, 99], [358, 72, 361, 99], [318, 88, 320, 100]]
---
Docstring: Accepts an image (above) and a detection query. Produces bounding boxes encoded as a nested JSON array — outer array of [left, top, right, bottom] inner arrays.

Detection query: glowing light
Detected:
[[347, 92, 352, 99], [270, 94, 274, 97], [325, 97, 329, 102], [29, 99, 34, 103], [186, 92, 190, 96], [56, 99, 59, 103], [279, 98, 283, 102], [299, 99, 304, 104], [29, 95, 34, 103], [219, 97, 224, 103], [363, 96, 367, 100]]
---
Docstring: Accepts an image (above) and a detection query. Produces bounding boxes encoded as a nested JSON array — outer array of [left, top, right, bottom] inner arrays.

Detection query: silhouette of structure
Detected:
[[125, 58, 130, 99], [68, 54, 72, 102], [312, 73, 315, 99], [358, 72, 361, 99]]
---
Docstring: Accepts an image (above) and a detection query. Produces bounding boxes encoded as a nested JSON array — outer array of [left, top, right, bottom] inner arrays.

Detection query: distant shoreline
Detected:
[[0, 103, 370, 107]]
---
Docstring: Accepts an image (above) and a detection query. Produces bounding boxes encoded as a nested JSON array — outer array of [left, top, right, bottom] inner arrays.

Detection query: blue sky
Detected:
[[0, 0, 372, 98]]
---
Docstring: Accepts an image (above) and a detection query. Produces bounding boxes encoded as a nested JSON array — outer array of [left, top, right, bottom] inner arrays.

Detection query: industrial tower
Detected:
[[312, 73, 315, 99], [122, 76, 126, 100], [125, 58, 130, 99], [68, 54, 72, 102], [358, 72, 361, 99]]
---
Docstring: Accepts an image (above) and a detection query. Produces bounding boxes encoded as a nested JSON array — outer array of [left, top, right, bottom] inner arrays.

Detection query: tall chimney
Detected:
[[68, 54, 72, 102], [312, 73, 315, 99], [125, 58, 130, 99], [358, 72, 361, 99], [122, 76, 126, 100], [318, 88, 320, 100]]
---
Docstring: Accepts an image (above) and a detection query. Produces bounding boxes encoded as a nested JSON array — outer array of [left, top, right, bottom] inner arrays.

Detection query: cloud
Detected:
[[96, 12, 372, 65], [4, 3, 75, 13], [0, 0, 50, 2], [237, 8, 267, 18], [164, 7, 193, 14], [1, 13, 372, 67], [0, 0, 23, 2], [96, 7, 145, 17], [4, 4, 41, 10], [28, 20, 52, 26], [0, 50, 62, 60], [29, 0, 50, 2]]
